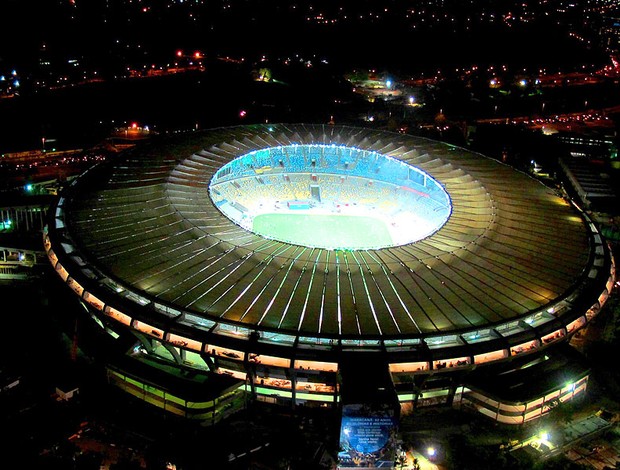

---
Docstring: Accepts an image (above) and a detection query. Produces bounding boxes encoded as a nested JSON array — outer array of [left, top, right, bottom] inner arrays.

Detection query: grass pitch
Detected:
[[252, 212, 393, 249]]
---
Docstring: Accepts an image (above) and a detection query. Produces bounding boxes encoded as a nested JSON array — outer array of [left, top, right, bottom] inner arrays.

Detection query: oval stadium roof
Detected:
[[58, 124, 595, 342]]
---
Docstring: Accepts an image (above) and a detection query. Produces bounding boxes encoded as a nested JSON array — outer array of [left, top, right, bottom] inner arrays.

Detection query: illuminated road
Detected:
[[475, 104, 620, 127]]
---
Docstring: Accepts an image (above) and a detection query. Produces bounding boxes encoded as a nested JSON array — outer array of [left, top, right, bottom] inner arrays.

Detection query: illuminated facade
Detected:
[[45, 124, 616, 423]]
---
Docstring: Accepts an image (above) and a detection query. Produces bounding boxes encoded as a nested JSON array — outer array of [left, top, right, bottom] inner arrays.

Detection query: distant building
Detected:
[[55, 384, 80, 402], [1, 370, 21, 393], [554, 129, 618, 160], [600, 14, 620, 55], [558, 156, 619, 212]]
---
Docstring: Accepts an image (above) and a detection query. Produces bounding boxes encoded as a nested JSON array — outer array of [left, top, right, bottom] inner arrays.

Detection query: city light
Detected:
[[2, 1, 620, 466]]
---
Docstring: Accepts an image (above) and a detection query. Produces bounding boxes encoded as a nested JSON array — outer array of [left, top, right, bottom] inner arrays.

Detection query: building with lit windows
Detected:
[[44, 124, 616, 425]]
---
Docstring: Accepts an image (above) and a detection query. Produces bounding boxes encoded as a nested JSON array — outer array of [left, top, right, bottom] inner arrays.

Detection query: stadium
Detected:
[[45, 124, 616, 426]]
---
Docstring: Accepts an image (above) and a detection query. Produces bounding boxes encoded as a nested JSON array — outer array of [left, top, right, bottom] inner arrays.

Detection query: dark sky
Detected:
[[0, 0, 609, 74], [0, 0, 610, 154]]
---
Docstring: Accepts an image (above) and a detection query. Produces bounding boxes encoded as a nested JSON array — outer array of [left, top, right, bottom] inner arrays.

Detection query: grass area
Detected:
[[252, 212, 393, 249]]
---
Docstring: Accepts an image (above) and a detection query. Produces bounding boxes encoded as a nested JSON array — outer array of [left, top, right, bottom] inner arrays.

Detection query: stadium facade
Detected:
[[44, 124, 616, 425]]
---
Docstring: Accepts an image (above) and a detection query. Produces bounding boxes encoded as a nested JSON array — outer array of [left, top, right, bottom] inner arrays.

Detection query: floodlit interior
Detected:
[[209, 144, 451, 249]]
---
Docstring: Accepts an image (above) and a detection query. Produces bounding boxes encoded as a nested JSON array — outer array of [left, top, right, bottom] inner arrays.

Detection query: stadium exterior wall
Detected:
[[43, 124, 617, 423]]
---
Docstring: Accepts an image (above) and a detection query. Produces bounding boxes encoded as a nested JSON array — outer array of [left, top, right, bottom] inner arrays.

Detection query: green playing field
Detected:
[[252, 212, 393, 249]]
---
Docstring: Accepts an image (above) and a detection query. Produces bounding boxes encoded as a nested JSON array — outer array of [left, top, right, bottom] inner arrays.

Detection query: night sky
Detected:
[[0, 0, 608, 73]]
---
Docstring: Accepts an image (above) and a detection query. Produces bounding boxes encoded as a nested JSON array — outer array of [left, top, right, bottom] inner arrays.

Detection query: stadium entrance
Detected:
[[337, 354, 400, 468]]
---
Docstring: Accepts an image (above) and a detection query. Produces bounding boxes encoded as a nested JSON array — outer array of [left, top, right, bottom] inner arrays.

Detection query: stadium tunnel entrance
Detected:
[[337, 353, 400, 468]]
